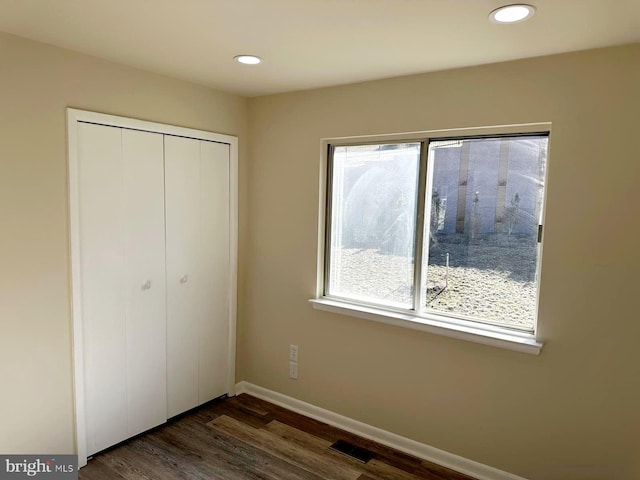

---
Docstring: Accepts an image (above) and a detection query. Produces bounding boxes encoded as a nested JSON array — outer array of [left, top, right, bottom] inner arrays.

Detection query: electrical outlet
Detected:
[[289, 344, 299, 362], [289, 361, 298, 379]]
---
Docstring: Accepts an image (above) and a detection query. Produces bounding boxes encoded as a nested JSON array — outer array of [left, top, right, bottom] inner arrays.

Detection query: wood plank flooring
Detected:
[[79, 394, 477, 480]]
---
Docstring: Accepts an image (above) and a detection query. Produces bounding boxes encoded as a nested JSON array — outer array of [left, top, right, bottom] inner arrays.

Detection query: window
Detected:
[[318, 130, 549, 348]]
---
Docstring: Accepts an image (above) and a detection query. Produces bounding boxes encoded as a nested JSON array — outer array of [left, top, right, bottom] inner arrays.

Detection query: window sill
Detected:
[[309, 298, 543, 355]]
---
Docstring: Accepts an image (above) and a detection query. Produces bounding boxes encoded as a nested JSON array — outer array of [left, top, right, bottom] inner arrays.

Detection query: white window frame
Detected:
[[310, 123, 551, 355]]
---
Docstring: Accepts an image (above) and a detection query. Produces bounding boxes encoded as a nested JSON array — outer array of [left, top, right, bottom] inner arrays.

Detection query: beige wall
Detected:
[[0, 32, 248, 453], [245, 44, 640, 480]]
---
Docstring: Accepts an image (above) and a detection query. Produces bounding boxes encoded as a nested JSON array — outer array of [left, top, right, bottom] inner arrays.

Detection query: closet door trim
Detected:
[[67, 108, 238, 468]]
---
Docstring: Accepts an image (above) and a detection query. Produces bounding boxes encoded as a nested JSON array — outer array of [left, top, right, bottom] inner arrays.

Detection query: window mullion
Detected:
[[412, 141, 429, 312], [420, 141, 438, 314]]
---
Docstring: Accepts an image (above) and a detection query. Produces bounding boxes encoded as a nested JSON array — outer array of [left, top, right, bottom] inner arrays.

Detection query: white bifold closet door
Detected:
[[78, 123, 167, 456], [165, 136, 230, 418]]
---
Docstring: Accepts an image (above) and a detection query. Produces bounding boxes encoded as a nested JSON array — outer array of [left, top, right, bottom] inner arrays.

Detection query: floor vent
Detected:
[[329, 440, 375, 463]]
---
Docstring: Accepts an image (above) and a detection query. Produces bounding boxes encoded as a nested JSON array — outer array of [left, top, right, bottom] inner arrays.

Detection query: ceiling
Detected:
[[1, 0, 639, 97]]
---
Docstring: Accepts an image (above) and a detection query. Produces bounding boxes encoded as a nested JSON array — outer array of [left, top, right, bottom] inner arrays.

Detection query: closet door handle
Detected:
[[179, 275, 189, 284], [141, 280, 152, 291]]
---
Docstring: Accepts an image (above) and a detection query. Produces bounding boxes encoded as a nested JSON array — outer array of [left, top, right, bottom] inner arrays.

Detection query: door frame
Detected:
[[67, 108, 238, 467]]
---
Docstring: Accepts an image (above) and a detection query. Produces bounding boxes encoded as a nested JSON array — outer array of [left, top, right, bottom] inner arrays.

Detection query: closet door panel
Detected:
[[122, 129, 167, 436], [78, 123, 128, 456], [198, 141, 230, 404], [165, 135, 201, 417]]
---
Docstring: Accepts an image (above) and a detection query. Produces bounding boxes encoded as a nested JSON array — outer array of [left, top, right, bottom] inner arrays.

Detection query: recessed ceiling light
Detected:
[[489, 4, 536, 24], [234, 55, 263, 65]]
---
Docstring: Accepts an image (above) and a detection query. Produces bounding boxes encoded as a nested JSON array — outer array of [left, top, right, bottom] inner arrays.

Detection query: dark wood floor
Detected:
[[79, 394, 476, 480]]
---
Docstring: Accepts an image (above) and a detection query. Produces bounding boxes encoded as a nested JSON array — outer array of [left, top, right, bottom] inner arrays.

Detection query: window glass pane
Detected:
[[327, 143, 420, 308], [422, 136, 548, 330]]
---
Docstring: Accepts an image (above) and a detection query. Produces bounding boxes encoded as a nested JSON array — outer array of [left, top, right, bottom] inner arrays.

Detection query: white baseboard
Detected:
[[235, 381, 527, 480]]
